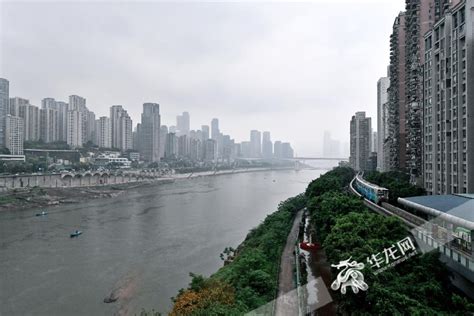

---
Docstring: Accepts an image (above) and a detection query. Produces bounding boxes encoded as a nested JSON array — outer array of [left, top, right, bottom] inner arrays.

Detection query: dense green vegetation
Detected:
[[0, 158, 48, 174], [364, 170, 425, 204], [305, 167, 474, 315], [24, 140, 71, 150], [170, 194, 306, 315]]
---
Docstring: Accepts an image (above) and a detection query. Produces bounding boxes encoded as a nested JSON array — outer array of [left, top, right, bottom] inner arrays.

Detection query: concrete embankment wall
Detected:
[[0, 172, 163, 191], [0, 167, 294, 192]]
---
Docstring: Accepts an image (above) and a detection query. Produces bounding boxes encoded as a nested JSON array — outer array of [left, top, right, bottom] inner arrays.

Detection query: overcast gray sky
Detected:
[[0, 0, 405, 156]]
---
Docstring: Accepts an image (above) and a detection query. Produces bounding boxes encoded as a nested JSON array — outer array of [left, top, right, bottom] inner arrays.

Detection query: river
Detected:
[[0, 164, 335, 315]]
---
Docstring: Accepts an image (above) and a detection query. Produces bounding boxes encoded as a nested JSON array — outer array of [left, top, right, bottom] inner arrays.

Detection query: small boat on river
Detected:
[[70, 230, 83, 238], [35, 211, 48, 216]]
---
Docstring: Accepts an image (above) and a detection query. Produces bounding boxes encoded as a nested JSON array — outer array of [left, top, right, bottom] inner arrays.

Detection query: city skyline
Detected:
[[0, 0, 406, 156], [0, 80, 298, 154], [0, 77, 296, 162]]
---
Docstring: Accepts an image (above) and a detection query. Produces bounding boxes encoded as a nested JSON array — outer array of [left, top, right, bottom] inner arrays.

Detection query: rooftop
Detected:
[[399, 194, 474, 227]]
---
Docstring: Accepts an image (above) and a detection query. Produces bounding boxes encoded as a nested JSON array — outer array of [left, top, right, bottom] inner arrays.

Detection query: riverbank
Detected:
[[171, 166, 294, 179], [0, 166, 294, 212], [0, 181, 151, 212]]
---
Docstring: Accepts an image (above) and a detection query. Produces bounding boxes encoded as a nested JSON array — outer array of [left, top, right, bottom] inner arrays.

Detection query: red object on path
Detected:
[[299, 241, 320, 251]]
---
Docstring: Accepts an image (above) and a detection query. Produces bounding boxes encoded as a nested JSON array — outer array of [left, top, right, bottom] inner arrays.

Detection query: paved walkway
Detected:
[[274, 209, 304, 316]]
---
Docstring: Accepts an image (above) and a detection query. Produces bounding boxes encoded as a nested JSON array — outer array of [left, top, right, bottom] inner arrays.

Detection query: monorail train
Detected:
[[354, 174, 389, 205]]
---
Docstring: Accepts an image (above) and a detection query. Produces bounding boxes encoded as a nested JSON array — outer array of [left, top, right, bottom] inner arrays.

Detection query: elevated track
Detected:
[[349, 176, 474, 298]]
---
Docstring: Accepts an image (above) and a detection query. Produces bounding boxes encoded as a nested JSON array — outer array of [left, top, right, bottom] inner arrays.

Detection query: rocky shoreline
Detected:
[[0, 167, 295, 212], [0, 182, 150, 212]]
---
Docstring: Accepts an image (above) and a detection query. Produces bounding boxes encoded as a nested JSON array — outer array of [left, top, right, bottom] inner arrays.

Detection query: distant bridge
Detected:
[[235, 157, 348, 162], [292, 157, 349, 161]]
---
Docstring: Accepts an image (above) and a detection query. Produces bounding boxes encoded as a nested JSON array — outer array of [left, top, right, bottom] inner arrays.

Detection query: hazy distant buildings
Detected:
[[140, 103, 161, 162], [250, 130, 262, 158], [201, 125, 210, 142], [0, 77, 296, 165], [159, 125, 168, 159], [422, 0, 474, 194], [0, 78, 9, 148], [323, 131, 341, 158], [274, 141, 282, 158], [262, 131, 273, 159], [165, 132, 177, 159], [178, 134, 189, 157], [176, 112, 190, 136], [281, 142, 294, 158], [203, 139, 216, 161], [377, 74, 390, 171], [350, 112, 371, 171], [5, 115, 23, 155], [211, 118, 219, 140]]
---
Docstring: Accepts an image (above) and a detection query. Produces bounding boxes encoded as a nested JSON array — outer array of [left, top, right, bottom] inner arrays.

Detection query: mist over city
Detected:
[[1, 0, 405, 156], [1, 0, 474, 315]]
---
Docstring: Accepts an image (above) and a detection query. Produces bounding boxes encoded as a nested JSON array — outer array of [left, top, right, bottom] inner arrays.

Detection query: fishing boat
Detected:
[[35, 210, 48, 216], [70, 230, 83, 238]]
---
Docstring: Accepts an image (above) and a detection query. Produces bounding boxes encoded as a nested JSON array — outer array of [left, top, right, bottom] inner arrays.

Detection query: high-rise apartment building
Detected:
[[377, 75, 390, 171], [165, 132, 177, 159], [110, 105, 132, 151], [5, 115, 24, 155], [274, 141, 282, 158], [18, 101, 40, 141], [386, 12, 407, 172], [56, 101, 68, 142], [178, 135, 189, 157], [423, 0, 474, 194], [262, 131, 273, 159], [67, 110, 82, 148], [405, 0, 451, 181], [40, 98, 59, 143], [9, 97, 29, 116], [211, 118, 219, 140], [203, 139, 216, 161], [85, 111, 96, 144], [140, 103, 161, 162], [250, 130, 262, 158], [67, 95, 86, 147], [95, 116, 111, 148], [110, 105, 124, 149], [159, 125, 168, 159], [201, 125, 210, 141], [176, 112, 190, 136], [281, 142, 294, 158], [0, 78, 9, 148], [350, 112, 372, 171], [323, 131, 341, 158]]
